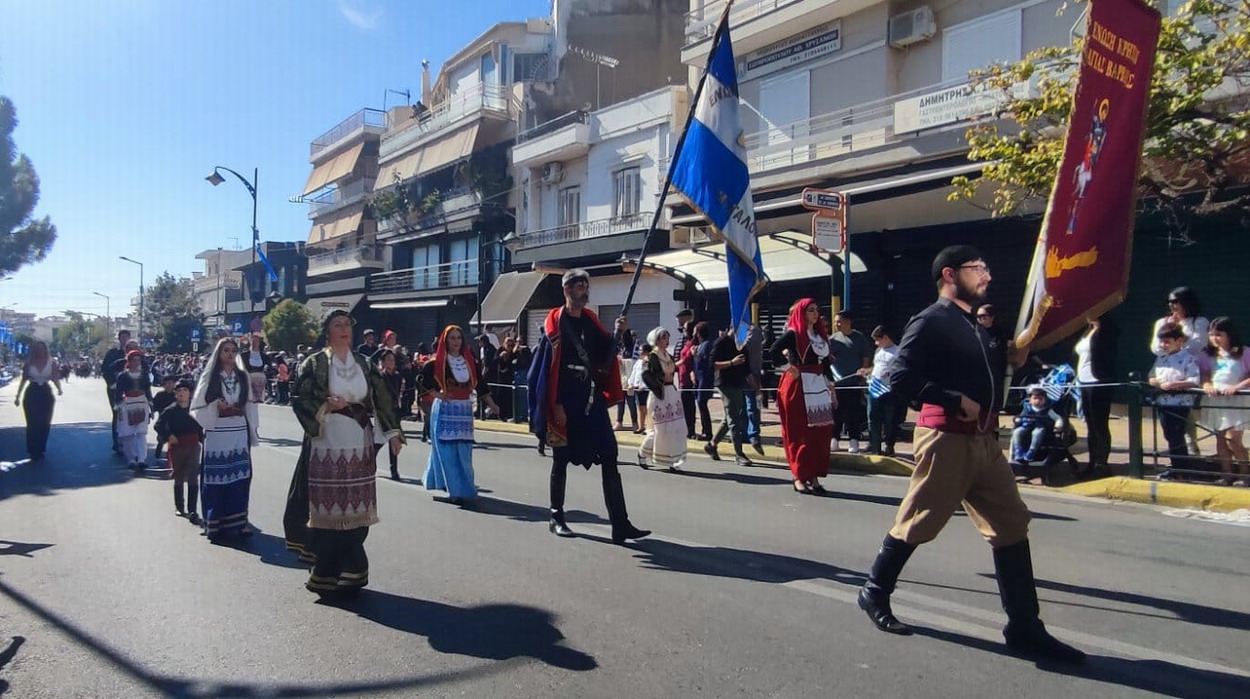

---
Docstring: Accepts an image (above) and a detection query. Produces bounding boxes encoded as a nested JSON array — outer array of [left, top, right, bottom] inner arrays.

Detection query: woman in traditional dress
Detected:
[[770, 298, 838, 494], [637, 328, 687, 471], [115, 349, 154, 470], [421, 325, 499, 505], [191, 337, 258, 542], [284, 310, 404, 596], [13, 341, 62, 461], [242, 333, 271, 410]]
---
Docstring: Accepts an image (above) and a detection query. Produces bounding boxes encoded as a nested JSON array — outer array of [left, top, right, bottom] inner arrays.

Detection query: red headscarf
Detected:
[[432, 325, 477, 393], [786, 298, 828, 364]]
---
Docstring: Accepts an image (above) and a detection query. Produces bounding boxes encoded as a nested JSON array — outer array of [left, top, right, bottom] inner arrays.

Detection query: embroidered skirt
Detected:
[[201, 415, 252, 539], [640, 385, 687, 468], [778, 368, 834, 481], [307, 413, 379, 530], [424, 398, 477, 499]]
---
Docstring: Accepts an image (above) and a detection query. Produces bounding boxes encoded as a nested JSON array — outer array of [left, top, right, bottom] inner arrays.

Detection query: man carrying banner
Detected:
[[528, 269, 650, 545], [857, 245, 1085, 665]]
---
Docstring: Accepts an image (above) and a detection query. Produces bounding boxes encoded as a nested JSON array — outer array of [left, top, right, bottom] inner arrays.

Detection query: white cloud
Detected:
[[338, 1, 381, 31]]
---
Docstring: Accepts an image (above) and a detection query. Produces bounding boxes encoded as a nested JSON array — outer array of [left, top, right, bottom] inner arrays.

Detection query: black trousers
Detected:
[[833, 384, 867, 441], [22, 383, 54, 457], [713, 386, 748, 450], [695, 388, 713, 439], [1158, 406, 1190, 472], [105, 383, 118, 449], [681, 389, 697, 438], [550, 452, 629, 527], [1079, 384, 1114, 467]]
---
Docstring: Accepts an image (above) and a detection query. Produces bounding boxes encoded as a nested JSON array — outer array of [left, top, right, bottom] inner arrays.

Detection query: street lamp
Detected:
[[92, 291, 110, 336], [119, 256, 144, 342], [206, 166, 259, 315]]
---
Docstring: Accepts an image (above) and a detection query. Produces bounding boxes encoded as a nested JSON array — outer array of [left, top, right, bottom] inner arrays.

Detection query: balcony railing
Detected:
[[685, 0, 800, 46], [513, 212, 652, 250], [516, 110, 590, 146], [379, 83, 511, 160], [308, 179, 372, 218], [370, 259, 479, 294], [310, 108, 387, 159], [742, 77, 1009, 175], [307, 244, 385, 273]]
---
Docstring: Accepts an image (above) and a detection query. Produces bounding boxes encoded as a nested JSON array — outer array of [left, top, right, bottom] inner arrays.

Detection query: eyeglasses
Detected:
[[959, 264, 991, 276]]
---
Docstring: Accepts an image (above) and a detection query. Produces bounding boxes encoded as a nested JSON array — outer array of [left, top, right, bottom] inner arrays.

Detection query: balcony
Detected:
[[370, 260, 479, 295], [308, 178, 373, 219], [192, 271, 242, 295], [310, 108, 386, 160], [512, 212, 652, 251], [513, 111, 592, 168], [376, 187, 500, 238], [307, 244, 386, 277], [742, 78, 1027, 177], [379, 83, 511, 161]]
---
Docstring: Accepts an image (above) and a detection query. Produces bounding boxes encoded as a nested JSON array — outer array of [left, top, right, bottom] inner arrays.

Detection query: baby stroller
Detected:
[[1011, 365, 1082, 485]]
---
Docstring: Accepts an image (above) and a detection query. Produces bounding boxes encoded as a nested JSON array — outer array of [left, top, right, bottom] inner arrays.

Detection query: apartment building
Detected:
[[673, 0, 1075, 332], [224, 241, 308, 324], [193, 248, 251, 331], [300, 108, 386, 324]]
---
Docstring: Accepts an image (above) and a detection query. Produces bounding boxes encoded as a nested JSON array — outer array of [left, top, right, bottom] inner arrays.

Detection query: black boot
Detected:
[[993, 540, 1086, 664], [186, 478, 201, 525], [858, 535, 916, 635], [173, 483, 185, 516], [549, 510, 575, 537], [603, 462, 651, 544], [390, 465, 400, 481]]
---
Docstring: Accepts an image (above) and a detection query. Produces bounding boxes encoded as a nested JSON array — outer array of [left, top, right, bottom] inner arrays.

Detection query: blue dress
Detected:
[[422, 356, 485, 500]]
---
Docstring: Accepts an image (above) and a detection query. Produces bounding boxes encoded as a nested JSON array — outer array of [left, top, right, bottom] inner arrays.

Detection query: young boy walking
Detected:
[[154, 379, 205, 524]]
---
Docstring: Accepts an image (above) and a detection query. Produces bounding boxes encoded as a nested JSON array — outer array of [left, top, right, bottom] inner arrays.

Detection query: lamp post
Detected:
[[92, 291, 111, 337], [206, 166, 259, 316], [118, 256, 144, 343]]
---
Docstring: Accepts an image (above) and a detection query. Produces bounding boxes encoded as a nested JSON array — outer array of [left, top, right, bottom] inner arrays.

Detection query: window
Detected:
[[942, 11, 1022, 82], [558, 186, 581, 227], [759, 70, 811, 166], [613, 167, 642, 219], [512, 53, 549, 82], [447, 238, 474, 287]]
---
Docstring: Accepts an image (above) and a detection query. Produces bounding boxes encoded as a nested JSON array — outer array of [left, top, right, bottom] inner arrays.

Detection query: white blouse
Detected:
[[26, 360, 55, 385], [329, 353, 368, 403]]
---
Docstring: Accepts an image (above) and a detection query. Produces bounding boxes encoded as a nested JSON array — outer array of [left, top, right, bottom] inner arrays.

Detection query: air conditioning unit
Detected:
[[540, 162, 565, 185], [888, 7, 936, 48]]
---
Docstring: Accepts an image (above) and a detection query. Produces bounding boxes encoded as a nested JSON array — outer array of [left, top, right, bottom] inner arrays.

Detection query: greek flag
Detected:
[[869, 375, 890, 399], [256, 243, 279, 282], [669, 19, 765, 347]]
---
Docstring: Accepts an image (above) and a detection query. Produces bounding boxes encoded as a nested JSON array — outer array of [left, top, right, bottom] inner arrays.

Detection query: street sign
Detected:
[[190, 329, 201, 341], [812, 214, 844, 253], [192, 341, 199, 353], [801, 188, 844, 212]]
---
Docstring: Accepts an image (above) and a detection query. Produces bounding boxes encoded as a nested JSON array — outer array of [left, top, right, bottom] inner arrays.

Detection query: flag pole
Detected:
[[620, 0, 736, 319]]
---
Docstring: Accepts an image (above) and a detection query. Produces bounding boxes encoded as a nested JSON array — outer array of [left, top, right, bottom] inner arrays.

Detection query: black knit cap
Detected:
[[931, 244, 985, 282]]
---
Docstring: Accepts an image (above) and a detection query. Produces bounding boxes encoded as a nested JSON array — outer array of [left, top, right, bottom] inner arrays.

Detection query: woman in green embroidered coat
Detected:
[[283, 311, 405, 597]]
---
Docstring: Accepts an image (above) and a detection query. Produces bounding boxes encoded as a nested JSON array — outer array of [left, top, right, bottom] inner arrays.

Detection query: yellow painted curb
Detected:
[[1060, 476, 1250, 513], [472, 419, 914, 477]]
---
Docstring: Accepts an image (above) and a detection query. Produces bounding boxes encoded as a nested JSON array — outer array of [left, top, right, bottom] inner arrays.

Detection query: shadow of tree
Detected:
[[322, 590, 597, 671], [0, 636, 24, 696], [913, 626, 1250, 699], [0, 423, 133, 502]]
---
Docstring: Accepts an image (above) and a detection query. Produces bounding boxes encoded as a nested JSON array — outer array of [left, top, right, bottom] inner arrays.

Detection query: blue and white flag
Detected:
[[256, 242, 279, 282], [669, 19, 765, 347], [869, 375, 890, 399]]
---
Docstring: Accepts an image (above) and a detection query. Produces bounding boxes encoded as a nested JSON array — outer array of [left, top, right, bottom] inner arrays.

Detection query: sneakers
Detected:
[[849, 439, 862, 454], [831, 439, 842, 452], [750, 438, 764, 456], [703, 442, 721, 461]]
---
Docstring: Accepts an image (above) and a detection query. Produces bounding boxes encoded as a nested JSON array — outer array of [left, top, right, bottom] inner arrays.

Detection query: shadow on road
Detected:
[[0, 635, 24, 696], [217, 532, 307, 570], [323, 590, 597, 671], [1033, 577, 1250, 632], [0, 577, 526, 697], [672, 469, 789, 487], [0, 541, 53, 558], [0, 423, 133, 502], [617, 536, 867, 587], [259, 436, 304, 449], [913, 626, 1250, 699], [470, 496, 608, 526]]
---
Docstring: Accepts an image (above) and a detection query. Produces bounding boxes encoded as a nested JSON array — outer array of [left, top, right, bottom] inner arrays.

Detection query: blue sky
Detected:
[[0, 0, 551, 319]]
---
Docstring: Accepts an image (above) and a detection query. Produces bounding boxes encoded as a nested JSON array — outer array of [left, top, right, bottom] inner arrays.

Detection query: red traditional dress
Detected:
[[770, 301, 837, 482]]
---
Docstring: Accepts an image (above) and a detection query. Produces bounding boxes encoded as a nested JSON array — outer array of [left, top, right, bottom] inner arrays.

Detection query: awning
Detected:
[[376, 148, 424, 188], [304, 293, 365, 319], [307, 205, 365, 244], [371, 299, 448, 310], [415, 123, 478, 177], [303, 143, 365, 196], [469, 271, 548, 326], [627, 235, 864, 291]]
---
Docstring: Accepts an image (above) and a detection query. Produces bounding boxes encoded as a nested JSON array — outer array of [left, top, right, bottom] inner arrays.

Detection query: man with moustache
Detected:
[[528, 269, 650, 544], [856, 245, 1085, 664]]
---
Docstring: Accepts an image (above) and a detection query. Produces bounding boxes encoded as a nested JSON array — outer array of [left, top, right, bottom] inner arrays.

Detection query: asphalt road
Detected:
[[1, 378, 1247, 698]]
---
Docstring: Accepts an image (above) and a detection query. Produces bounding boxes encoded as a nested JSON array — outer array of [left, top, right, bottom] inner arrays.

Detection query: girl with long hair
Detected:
[[1200, 317, 1250, 486], [191, 337, 258, 542], [13, 340, 62, 460], [770, 298, 838, 494], [421, 325, 499, 505]]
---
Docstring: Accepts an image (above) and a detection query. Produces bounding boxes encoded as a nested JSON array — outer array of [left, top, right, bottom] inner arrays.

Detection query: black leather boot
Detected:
[[858, 535, 916, 635], [549, 510, 575, 537], [993, 540, 1086, 664]]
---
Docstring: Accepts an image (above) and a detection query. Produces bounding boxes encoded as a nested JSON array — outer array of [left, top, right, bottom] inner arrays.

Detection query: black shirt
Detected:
[[890, 297, 1007, 421], [152, 389, 178, 416], [712, 335, 748, 388], [154, 404, 203, 442], [556, 312, 615, 406]]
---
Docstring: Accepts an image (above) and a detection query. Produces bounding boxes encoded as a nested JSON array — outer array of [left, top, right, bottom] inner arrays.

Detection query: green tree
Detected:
[[950, 0, 1250, 230], [51, 312, 111, 360], [0, 95, 57, 275], [262, 299, 318, 353], [143, 272, 201, 351]]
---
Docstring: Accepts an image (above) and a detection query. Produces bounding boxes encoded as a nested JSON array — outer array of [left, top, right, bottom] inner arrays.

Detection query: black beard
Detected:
[[954, 277, 986, 306]]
